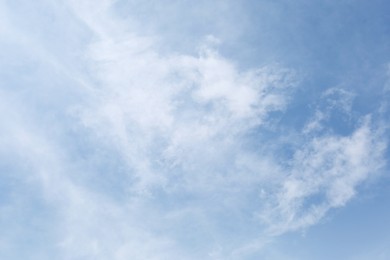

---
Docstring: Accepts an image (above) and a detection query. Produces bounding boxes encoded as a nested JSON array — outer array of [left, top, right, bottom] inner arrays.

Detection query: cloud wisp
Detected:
[[0, 0, 388, 259]]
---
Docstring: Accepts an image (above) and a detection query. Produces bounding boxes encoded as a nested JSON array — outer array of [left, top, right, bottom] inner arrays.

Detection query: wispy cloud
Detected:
[[259, 116, 386, 236], [0, 0, 389, 259]]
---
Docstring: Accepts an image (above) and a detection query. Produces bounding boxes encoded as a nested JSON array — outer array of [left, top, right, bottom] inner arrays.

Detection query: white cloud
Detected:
[[69, 1, 387, 256], [75, 10, 298, 194], [0, 0, 388, 259], [259, 117, 386, 236]]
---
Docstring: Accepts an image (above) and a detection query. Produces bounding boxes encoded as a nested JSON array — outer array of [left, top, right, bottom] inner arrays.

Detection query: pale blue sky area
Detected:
[[0, 0, 389, 259]]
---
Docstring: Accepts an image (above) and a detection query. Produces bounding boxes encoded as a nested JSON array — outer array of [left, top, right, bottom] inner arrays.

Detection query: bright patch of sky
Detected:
[[0, 0, 389, 259]]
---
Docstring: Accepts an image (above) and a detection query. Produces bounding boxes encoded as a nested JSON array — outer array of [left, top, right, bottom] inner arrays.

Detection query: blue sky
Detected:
[[0, 0, 389, 259]]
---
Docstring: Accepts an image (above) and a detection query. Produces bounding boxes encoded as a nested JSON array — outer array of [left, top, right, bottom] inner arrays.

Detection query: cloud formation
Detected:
[[0, 0, 389, 259]]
